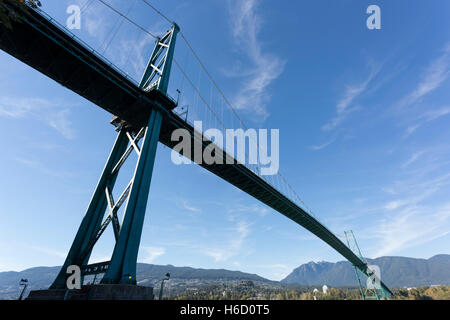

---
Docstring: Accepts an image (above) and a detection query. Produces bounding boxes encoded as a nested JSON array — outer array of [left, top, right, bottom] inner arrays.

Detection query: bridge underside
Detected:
[[0, 3, 392, 296]]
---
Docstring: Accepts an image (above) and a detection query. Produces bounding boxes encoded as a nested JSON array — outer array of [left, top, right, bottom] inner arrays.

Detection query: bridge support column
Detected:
[[50, 131, 130, 289], [102, 109, 163, 284]]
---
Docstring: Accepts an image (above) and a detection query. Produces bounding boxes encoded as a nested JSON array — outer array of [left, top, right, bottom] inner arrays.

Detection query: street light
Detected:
[[158, 273, 170, 300], [18, 279, 28, 300]]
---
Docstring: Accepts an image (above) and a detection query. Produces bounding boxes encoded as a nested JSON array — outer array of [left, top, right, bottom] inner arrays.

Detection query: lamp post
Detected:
[[18, 279, 28, 300], [158, 273, 170, 300]]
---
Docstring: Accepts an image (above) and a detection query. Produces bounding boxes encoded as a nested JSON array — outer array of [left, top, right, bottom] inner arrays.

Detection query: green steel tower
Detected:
[[50, 23, 180, 288]]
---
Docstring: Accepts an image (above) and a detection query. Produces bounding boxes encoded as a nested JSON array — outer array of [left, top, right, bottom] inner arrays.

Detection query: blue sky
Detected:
[[0, 0, 449, 281]]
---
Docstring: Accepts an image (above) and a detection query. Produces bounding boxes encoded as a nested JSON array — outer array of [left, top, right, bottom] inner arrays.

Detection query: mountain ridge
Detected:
[[0, 254, 448, 299], [282, 254, 450, 288]]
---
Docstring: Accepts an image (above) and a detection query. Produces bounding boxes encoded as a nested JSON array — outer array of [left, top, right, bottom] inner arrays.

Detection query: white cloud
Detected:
[[14, 156, 74, 179], [227, 0, 285, 120], [180, 200, 201, 213], [46, 109, 75, 140], [75, 0, 109, 41], [0, 97, 51, 117], [390, 43, 450, 137], [402, 151, 425, 168], [0, 97, 75, 139], [309, 138, 336, 151], [404, 105, 450, 137], [205, 220, 251, 262], [140, 246, 166, 263], [382, 189, 437, 211], [403, 44, 450, 107], [227, 203, 269, 217], [118, 33, 156, 80], [371, 203, 450, 257], [322, 65, 381, 131], [364, 170, 450, 257], [29, 246, 66, 259]]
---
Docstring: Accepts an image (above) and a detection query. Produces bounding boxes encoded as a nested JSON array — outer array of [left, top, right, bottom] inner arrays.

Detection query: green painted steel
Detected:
[[344, 231, 389, 299], [46, 20, 179, 287], [344, 231, 367, 299], [100, 24, 178, 283], [140, 23, 180, 93], [102, 109, 163, 284], [50, 131, 129, 289]]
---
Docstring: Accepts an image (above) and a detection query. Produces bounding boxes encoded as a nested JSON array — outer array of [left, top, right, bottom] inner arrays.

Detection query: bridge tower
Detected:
[[344, 230, 389, 300], [49, 23, 180, 289]]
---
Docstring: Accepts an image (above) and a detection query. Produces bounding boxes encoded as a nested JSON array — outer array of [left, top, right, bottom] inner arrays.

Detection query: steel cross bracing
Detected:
[[0, 1, 393, 296]]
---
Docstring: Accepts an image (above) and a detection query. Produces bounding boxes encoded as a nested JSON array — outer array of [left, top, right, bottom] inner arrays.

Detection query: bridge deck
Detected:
[[0, 3, 392, 296]]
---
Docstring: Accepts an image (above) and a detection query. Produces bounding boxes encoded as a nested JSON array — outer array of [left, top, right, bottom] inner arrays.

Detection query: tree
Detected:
[[0, 0, 42, 29]]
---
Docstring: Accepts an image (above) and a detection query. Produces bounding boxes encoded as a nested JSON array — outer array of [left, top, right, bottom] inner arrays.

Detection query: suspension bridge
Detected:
[[0, 0, 392, 299]]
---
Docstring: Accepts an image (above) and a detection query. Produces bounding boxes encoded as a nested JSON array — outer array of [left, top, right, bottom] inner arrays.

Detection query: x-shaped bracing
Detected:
[[78, 128, 146, 263]]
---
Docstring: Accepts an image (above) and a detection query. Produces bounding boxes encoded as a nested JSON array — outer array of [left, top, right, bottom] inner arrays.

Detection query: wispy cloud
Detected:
[[396, 43, 450, 137], [205, 220, 251, 262], [382, 172, 450, 208], [74, 0, 110, 41], [179, 199, 202, 213], [14, 156, 74, 179], [0, 97, 75, 139], [401, 44, 450, 108], [309, 137, 336, 151], [226, 203, 269, 217], [322, 65, 381, 131], [120, 35, 155, 79], [29, 246, 67, 259], [370, 203, 450, 257], [0, 97, 52, 117], [140, 246, 166, 263], [45, 109, 75, 140], [404, 105, 450, 137], [401, 151, 425, 168], [227, 0, 285, 120], [365, 170, 450, 257]]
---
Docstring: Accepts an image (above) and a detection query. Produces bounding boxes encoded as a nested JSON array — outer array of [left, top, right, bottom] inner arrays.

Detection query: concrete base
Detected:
[[26, 284, 154, 300]]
